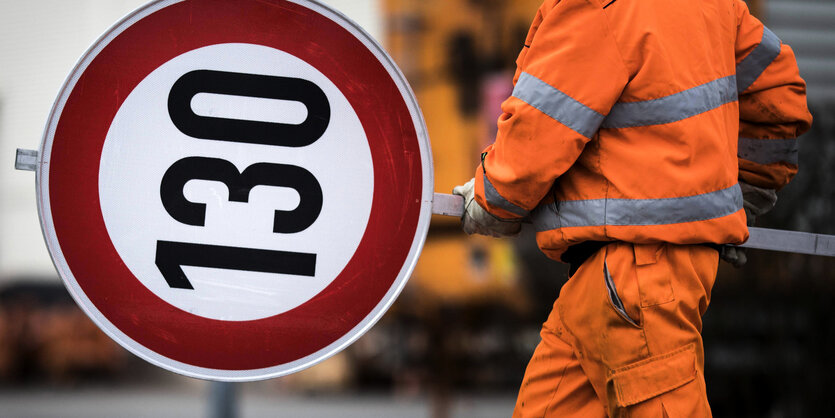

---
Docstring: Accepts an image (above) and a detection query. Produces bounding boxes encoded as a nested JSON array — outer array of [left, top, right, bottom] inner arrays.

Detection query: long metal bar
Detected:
[[431, 192, 465, 217], [743, 226, 835, 257], [431, 193, 835, 257]]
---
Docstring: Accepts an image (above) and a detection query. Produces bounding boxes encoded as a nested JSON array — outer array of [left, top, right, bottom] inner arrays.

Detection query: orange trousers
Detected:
[[513, 242, 719, 417]]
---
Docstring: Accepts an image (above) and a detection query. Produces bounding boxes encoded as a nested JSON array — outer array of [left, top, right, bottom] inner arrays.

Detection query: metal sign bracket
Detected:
[[15, 148, 38, 171]]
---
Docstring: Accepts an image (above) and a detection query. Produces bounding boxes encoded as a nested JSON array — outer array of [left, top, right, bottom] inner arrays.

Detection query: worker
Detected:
[[452, 0, 812, 416]]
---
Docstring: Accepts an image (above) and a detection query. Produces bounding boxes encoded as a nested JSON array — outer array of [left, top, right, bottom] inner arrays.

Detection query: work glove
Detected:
[[740, 181, 778, 225], [452, 178, 522, 237], [720, 182, 778, 268], [719, 246, 747, 269]]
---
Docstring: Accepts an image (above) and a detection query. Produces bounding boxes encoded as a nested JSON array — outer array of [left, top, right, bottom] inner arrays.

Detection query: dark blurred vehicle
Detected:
[[0, 281, 125, 383]]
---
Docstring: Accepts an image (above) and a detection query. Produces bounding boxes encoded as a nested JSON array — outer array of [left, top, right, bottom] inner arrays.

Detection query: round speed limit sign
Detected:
[[36, 0, 432, 380]]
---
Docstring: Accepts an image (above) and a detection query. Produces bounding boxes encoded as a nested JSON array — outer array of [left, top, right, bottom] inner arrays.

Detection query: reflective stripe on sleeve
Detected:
[[512, 72, 605, 139], [601, 76, 738, 129], [483, 173, 530, 217], [736, 27, 782, 93], [531, 184, 742, 231], [738, 137, 798, 165]]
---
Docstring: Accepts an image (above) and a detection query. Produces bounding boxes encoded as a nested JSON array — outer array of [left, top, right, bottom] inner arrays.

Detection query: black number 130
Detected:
[[155, 70, 329, 290]]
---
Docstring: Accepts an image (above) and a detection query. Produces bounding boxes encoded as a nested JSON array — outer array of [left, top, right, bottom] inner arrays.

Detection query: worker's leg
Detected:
[[554, 242, 718, 417], [513, 316, 607, 417]]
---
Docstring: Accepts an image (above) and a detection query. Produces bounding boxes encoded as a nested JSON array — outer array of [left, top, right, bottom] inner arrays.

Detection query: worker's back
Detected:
[[542, 0, 744, 259], [473, 0, 811, 261], [595, 0, 740, 213]]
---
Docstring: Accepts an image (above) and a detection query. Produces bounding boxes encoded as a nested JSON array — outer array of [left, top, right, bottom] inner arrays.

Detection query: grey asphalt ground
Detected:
[[0, 387, 516, 418]]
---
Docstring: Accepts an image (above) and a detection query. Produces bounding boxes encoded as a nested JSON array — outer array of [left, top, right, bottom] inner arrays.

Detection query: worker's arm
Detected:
[[734, 0, 813, 190], [473, 0, 629, 220]]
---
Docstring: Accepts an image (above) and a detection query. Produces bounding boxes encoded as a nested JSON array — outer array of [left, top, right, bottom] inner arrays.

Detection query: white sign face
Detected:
[[99, 43, 374, 321], [36, 0, 432, 381]]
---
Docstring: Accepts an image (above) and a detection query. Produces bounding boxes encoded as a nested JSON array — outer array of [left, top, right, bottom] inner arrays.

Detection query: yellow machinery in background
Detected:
[[384, 0, 542, 314]]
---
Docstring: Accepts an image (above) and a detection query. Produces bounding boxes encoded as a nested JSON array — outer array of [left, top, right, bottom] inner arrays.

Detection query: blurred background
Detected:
[[0, 0, 833, 417]]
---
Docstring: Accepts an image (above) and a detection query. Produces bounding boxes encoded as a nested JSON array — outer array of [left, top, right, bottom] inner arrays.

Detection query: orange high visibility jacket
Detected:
[[474, 0, 813, 262]]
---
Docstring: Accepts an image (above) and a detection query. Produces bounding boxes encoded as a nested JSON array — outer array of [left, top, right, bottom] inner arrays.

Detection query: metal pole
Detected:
[[209, 381, 238, 418]]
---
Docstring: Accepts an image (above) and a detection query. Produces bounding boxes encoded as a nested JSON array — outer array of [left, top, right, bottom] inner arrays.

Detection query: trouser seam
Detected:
[[541, 357, 570, 418]]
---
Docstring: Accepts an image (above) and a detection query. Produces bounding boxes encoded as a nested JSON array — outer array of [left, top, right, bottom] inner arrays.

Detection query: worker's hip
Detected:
[[548, 241, 719, 416]]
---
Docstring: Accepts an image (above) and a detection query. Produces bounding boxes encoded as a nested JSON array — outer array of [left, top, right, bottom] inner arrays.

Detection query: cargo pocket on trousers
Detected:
[[606, 344, 697, 408]]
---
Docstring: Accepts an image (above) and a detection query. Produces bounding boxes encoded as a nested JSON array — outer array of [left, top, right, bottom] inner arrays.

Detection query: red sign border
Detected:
[[37, 0, 431, 380]]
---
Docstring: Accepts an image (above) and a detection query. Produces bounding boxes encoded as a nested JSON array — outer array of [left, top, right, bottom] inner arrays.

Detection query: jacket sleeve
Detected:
[[474, 0, 629, 219], [734, 0, 812, 190]]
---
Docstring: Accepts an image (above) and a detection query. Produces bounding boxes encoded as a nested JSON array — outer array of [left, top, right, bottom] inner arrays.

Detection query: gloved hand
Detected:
[[720, 182, 778, 268], [452, 178, 522, 237], [740, 181, 778, 225], [720, 246, 747, 269]]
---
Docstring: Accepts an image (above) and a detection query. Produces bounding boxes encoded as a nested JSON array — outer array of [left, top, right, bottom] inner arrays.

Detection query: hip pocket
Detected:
[[604, 259, 640, 328], [634, 244, 675, 307]]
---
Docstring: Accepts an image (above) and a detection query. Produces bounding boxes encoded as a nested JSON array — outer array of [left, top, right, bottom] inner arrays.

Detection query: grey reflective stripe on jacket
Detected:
[[738, 137, 799, 165], [601, 75, 738, 129], [483, 173, 530, 216], [531, 184, 742, 232], [512, 72, 605, 139], [736, 27, 782, 93], [513, 28, 779, 134]]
